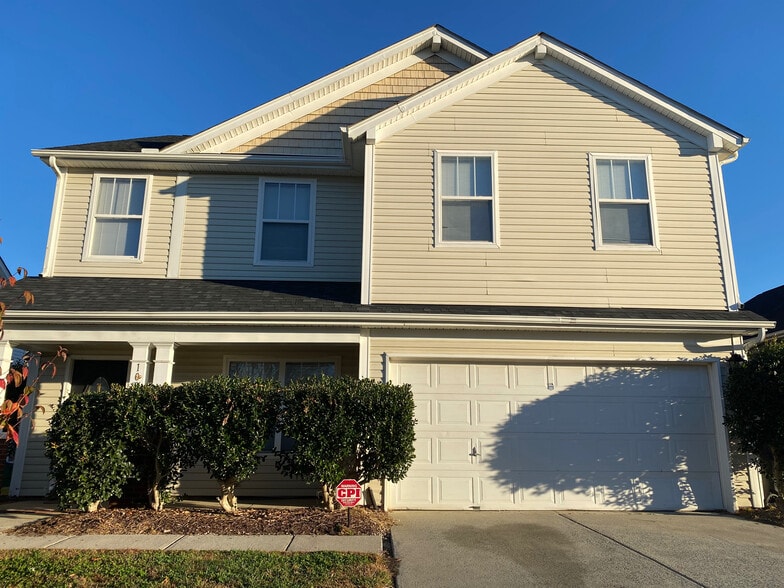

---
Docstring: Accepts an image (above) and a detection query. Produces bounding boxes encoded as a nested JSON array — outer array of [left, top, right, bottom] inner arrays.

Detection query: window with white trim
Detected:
[[227, 359, 337, 451], [255, 180, 316, 265], [436, 152, 497, 244], [591, 155, 657, 247], [85, 175, 149, 259]]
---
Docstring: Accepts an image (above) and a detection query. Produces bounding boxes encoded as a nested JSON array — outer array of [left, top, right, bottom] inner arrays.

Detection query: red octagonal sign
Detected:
[[336, 479, 362, 507]]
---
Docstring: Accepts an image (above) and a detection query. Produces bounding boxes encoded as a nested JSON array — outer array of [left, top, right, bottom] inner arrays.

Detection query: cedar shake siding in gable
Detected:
[[370, 61, 725, 309], [230, 55, 462, 158], [180, 175, 363, 280]]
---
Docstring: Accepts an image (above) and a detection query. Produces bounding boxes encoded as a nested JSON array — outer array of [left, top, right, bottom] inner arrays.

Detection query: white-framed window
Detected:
[[435, 151, 499, 246], [226, 358, 338, 452], [83, 174, 151, 260], [590, 155, 658, 248], [255, 179, 316, 265]]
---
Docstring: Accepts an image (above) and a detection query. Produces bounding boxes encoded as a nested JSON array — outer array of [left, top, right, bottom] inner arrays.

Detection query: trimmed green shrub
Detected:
[[46, 388, 134, 511], [276, 376, 415, 509], [725, 339, 784, 498], [120, 383, 195, 510], [180, 375, 279, 512]]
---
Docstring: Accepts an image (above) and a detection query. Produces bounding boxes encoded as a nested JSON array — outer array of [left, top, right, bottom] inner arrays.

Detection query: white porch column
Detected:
[[129, 344, 153, 385], [9, 355, 39, 497], [0, 341, 12, 387], [152, 343, 177, 385]]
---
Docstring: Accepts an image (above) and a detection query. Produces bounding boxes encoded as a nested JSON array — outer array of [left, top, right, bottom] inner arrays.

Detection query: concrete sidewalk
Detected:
[[0, 500, 382, 554]]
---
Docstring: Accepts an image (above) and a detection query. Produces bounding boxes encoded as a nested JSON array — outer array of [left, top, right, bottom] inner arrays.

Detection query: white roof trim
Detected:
[[349, 33, 747, 153], [4, 310, 773, 336], [164, 25, 490, 156]]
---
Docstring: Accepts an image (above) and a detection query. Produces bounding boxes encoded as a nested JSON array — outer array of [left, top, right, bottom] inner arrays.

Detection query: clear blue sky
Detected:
[[1, 0, 781, 301]]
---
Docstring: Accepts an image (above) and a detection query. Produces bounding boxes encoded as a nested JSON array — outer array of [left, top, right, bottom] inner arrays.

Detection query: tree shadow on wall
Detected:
[[483, 364, 723, 510]]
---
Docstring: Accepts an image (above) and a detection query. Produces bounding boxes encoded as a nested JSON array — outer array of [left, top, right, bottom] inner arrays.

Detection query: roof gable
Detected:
[[348, 33, 746, 158], [163, 25, 490, 156]]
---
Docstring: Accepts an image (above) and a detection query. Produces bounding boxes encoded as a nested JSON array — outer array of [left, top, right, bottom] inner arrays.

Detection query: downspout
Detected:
[[743, 328, 767, 351], [41, 156, 66, 277], [710, 148, 742, 310]]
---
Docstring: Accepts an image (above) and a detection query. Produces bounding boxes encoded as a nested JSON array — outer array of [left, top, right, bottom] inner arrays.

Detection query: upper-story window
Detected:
[[255, 179, 316, 265], [435, 151, 498, 246], [84, 175, 150, 260], [590, 155, 658, 248]]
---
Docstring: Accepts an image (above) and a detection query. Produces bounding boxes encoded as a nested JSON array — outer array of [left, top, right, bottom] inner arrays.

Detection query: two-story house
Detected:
[[0, 25, 772, 511]]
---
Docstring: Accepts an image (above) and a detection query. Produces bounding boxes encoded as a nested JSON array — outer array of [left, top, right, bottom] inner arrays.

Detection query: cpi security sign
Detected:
[[336, 479, 362, 508]]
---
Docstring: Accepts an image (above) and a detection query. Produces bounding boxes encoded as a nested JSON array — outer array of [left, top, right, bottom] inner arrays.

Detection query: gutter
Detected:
[[31, 150, 348, 167], [41, 156, 65, 277], [743, 327, 767, 350], [2, 309, 774, 335]]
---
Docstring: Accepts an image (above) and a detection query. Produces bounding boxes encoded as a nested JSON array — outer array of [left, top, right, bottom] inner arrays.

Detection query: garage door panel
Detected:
[[436, 400, 472, 425], [437, 438, 473, 465], [512, 365, 549, 392], [670, 437, 718, 471], [552, 365, 590, 391], [413, 437, 432, 464], [517, 476, 558, 504], [633, 472, 721, 510], [476, 400, 511, 427], [671, 400, 713, 432], [399, 362, 432, 386], [396, 477, 433, 505], [389, 360, 722, 511], [436, 363, 471, 386], [438, 476, 474, 503], [632, 401, 670, 431], [414, 400, 432, 425], [478, 476, 515, 505], [664, 366, 710, 396], [475, 364, 511, 387]]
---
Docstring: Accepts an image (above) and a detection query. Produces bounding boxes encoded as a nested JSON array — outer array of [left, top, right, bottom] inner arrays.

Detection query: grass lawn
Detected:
[[0, 549, 393, 587]]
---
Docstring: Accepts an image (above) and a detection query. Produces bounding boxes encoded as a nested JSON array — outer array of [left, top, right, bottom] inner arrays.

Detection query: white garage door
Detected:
[[387, 361, 724, 511]]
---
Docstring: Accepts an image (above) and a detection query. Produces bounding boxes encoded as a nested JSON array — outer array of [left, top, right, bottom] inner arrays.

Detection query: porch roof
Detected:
[[0, 277, 770, 327]]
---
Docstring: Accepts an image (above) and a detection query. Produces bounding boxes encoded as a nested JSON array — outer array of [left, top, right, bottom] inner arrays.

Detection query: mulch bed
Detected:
[[7, 506, 394, 536], [735, 506, 784, 528]]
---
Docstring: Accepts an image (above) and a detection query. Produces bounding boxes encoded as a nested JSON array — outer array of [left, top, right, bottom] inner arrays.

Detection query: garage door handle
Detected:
[[469, 447, 479, 457]]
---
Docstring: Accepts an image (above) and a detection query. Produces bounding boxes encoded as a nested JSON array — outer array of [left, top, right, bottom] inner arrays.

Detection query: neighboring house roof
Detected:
[[348, 32, 746, 158], [0, 256, 10, 280], [0, 277, 770, 334], [744, 284, 783, 337]]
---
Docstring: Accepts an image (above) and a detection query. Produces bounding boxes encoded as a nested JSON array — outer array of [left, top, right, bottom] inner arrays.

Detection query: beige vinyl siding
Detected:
[[18, 376, 63, 496], [370, 62, 726, 309], [180, 175, 362, 280], [170, 344, 359, 385], [230, 56, 461, 157], [52, 172, 177, 277], [366, 330, 732, 381]]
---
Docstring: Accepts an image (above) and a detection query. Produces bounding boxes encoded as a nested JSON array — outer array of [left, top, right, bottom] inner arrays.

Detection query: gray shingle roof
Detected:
[[39, 136, 191, 152], [0, 277, 770, 325]]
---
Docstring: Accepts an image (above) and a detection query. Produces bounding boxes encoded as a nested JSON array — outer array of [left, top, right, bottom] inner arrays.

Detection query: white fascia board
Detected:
[[31, 149, 344, 165], [198, 53, 424, 155], [164, 26, 488, 156], [4, 310, 773, 335], [538, 36, 747, 151], [349, 33, 747, 155]]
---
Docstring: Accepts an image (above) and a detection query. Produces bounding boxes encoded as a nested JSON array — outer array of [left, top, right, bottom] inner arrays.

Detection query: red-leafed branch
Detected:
[[0, 243, 67, 443]]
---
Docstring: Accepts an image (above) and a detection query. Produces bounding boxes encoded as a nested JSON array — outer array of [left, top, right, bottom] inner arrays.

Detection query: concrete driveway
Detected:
[[391, 511, 784, 587]]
